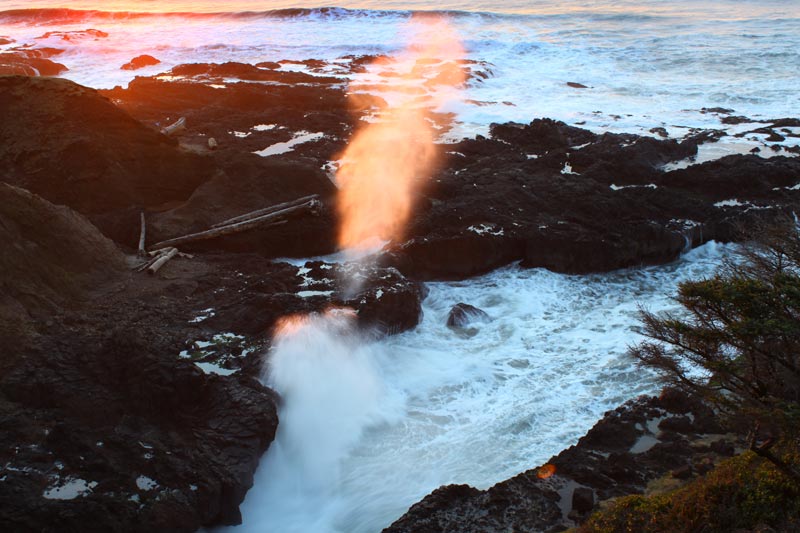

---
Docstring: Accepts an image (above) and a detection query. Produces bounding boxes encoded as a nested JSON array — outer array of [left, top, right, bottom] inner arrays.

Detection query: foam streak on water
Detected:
[[225, 242, 732, 533]]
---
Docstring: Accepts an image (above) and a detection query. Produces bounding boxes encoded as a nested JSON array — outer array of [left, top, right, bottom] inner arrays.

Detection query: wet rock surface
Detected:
[[0, 174, 423, 531], [0, 49, 68, 76], [383, 389, 740, 533], [121, 54, 161, 71], [446, 302, 490, 328], [380, 118, 800, 279]]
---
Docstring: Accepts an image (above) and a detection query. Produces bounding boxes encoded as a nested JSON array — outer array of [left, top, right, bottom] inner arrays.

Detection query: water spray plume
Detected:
[[336, 19, 466, 254]]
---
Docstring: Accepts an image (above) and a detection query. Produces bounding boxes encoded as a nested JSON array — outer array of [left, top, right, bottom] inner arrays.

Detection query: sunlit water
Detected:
[[1, 1, 798, 138], [218, 242, 731, 533]]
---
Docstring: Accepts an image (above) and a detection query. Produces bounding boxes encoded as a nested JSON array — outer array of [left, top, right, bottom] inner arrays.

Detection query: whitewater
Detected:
[[1, 1, 798, 140], [221, 243, 733, 533], [2, 1, 796, 531]]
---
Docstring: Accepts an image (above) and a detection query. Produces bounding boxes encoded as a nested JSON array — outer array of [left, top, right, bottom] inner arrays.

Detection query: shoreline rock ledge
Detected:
[[383, 389, 737, 533]]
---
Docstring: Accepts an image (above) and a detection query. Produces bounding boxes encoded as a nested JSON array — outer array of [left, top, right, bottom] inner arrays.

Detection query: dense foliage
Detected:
[[579, 448, 800, 533]]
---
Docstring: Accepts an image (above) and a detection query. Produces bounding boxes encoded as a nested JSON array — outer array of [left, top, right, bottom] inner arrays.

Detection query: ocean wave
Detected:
[[0, 7, 489, 25], [0, 6, 673, 26]]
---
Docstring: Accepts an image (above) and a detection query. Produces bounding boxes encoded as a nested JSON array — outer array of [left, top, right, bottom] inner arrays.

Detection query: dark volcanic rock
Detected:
[[0, 50, 68, 76], [0, 76, 214, 215], [572, 487, 594, 515], [384, 481, 562, 533], [490, 118, 596, 156], [446, 303, 490, 327], [0, 183, 125, 349], [521, 223, 687, 274], [384, 390, 739, 533], [0, 332, 278, 532], [142, 157, 338, 258], [121, 54, 161, 70], [379, 118, 800, 280], [200, 259, 425, 340], [100, 63, 365, 167], [0, 187, 283, 532]]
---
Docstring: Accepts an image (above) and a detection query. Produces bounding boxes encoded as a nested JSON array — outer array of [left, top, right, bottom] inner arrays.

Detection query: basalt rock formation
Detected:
[[0, 76, 213, 215], [0, 185, 424, 532], [0, 183, 125, 349], [382, 119, 800, 279], [94, 63, 800, 278], [446, 303, 490, 328], [383, 389, 738, 533], [0, 49, 68, 76]]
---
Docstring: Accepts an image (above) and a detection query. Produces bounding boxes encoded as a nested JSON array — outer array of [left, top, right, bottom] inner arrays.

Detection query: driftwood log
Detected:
[[147, 247, 179, 275], [211, 194, 319, 228], [134, 248, 168, 273], [147, 249, 194, 259], [137, 211, 147, 257], [161, 116, 186, 137], [150, 197, 320, 251], [132, 247, 189, 274]]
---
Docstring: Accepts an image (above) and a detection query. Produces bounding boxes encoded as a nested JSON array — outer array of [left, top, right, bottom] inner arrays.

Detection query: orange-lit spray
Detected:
[[336, 18, 467, 254], [255, 19, 467, 529]]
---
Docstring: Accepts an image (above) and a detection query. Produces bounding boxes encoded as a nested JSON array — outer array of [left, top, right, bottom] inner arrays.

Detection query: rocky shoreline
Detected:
[[1, 56, 799, 532], [383, 389, 740, 533]]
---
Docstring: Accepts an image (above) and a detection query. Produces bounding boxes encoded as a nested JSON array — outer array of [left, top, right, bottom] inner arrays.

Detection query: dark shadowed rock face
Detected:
[[0, 188, 285, 532], [0, 76, 214, 215], [0, 183, 125, 350], [0, 178, 423, 531], [194, 258, 425, 344], [383, 389, 737, 533], [446, 303, 490, 328], [0, 332, 279, 533]]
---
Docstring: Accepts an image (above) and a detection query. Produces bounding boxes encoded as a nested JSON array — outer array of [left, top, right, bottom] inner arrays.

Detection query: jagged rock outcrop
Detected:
[[380, 119, 800, 279], [0, 183, 125, 348]]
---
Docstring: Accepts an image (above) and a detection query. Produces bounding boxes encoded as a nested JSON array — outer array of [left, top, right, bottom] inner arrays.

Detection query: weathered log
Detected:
[[211, 194, 319, 228], [161, 116, 186, 137], [150, 200, 317, 250], [147, 249, 194, 259], [134, 250, 166, 272], [137, 211, 147, 257], [147, 247, 179, 276]]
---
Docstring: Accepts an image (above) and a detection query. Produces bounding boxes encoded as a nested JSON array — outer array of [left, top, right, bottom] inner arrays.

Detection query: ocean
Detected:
[[1, 1, 799, 140], [2, 1, 796, 531]]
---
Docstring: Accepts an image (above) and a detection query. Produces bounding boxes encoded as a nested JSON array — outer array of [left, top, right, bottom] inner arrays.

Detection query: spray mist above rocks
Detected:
[[335, 19, 467, 255]]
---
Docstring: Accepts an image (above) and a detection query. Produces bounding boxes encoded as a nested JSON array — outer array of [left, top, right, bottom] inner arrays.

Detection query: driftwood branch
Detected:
[[147, 249, 194, 259], [161, 117, 186, 137], [211, 194, 319, 228], [134, 249, 168, 272], [147, 247, 179, 276], [137, 211, 147, 257], [150, 198, 318, 250]]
